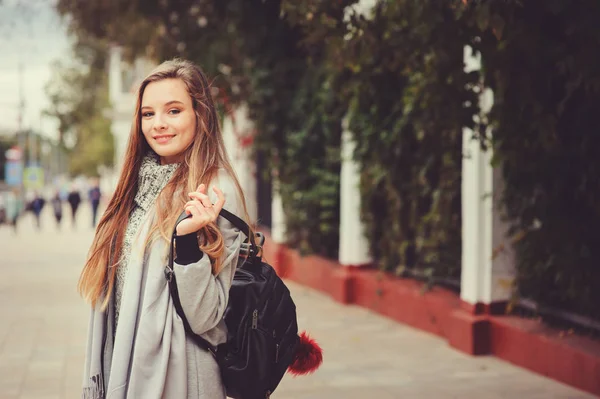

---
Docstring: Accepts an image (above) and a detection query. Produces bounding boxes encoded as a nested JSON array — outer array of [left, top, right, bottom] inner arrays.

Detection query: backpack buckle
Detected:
[[255, 232, 265, 247], [255, 244, 263, 259], [240, 233, 265, 259], [255, 232, 265, 259]]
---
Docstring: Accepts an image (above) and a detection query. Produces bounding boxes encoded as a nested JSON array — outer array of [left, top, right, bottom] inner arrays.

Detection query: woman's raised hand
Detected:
[[176, 184, 225, 236]]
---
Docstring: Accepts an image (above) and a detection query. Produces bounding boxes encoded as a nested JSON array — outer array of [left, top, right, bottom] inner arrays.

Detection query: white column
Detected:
[[107, 45, 125, 191], [460, 124, 493, 304], [108, 45, 123, 107], [271, 178, 286, 244], [338, 116, 372, 267], [222, 104, 258, 222], [460, 45, 515, 306], [490, 168, 516, 303], [107, 46, 139, 191]]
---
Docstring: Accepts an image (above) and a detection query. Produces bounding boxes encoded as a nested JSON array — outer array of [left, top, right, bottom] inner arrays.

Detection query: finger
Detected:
[[189, 191, 211, 203], [184, 199, 203, 209], [190, 201, 208, 217], [186, 204, 212, 229], [195, 183, 207, 194], [185, 204, 200, 219], [188, 192, 213, 208], [212, 186, 226, 212], [187, 203, 211, 222], [193, 199, 215, 218]]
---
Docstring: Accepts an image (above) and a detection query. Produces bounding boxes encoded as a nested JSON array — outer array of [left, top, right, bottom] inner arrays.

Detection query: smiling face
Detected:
[[140, 78, 197, 164]]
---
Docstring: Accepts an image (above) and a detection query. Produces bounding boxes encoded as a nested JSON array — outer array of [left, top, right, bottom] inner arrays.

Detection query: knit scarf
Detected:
[[114, 152, 179, 329]]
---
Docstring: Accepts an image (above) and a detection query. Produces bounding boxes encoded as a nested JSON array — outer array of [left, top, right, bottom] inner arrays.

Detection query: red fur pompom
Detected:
[[287, 331, 323, 376]]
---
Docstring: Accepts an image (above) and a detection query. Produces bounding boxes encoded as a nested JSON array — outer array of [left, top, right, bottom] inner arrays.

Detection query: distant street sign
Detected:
[[5, 160, 23, 187], [23, 166, 44, 190]]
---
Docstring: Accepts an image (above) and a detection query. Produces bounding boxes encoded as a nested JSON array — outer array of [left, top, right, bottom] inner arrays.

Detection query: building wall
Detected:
[[107, 47, 154, 192]]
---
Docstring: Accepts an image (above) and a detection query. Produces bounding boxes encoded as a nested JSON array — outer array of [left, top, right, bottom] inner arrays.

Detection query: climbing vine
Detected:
[[57, 0, 600, 321], [470, 0, 600, 320]]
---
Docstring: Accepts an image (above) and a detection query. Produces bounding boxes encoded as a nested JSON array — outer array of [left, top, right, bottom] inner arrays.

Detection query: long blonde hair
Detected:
[[78, 59, 250, 310]]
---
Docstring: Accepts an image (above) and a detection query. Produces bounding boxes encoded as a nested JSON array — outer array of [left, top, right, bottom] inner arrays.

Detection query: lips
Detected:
[[153, 135, 175, 144]]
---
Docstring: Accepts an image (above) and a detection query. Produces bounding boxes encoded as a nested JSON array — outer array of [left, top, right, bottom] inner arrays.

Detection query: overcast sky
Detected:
[[0, 0, 71, 139]]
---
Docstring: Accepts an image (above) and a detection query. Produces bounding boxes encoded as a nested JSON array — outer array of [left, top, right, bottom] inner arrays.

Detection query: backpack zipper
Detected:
[[252, 309, 258, 329], [275, 343, 280, 363]]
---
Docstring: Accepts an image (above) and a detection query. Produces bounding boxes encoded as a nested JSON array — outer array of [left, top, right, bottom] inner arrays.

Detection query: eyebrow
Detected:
[[141, 100, 185, 110]]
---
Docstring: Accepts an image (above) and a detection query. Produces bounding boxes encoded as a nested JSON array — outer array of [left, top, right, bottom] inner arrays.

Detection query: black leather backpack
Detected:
[[165, 209, 322, 399]]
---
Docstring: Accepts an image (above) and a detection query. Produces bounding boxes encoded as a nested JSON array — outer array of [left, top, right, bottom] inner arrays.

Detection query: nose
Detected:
[[154, 113, 168, 131]]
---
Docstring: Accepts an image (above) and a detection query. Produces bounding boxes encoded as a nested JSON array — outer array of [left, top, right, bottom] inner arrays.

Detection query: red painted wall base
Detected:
[[261, 231, 600, 396]]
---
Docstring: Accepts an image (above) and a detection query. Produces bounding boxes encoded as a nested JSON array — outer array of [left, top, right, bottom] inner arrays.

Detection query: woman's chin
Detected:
[[152, 149, 181, 165]]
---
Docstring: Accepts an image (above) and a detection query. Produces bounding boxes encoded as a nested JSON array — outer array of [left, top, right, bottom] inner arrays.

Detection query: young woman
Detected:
[[80, 59, 252, 399]]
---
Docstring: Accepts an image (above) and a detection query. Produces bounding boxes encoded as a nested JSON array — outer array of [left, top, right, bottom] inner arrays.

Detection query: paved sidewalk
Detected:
[[0, 205, 596, 398]]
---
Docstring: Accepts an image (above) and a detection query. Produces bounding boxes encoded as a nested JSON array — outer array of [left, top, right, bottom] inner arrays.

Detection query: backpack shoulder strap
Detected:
[[173, 208, 253, 242], [220, 208, 251, 238], [165, 208, 254, 355]]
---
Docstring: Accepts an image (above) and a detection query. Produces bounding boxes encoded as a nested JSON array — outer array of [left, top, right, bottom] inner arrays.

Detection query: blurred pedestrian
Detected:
[[4, 188, 23, 234], [0, 192, 5, 224], [88, 178, 102, 228], [31, 191, 45, 230], [67, 186, 81, 228], [51, 191, 63, 229], [79, 59, 250, 398]]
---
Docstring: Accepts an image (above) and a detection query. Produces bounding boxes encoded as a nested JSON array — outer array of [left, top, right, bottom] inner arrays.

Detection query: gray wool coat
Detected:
[[81, 171, 245, 399]]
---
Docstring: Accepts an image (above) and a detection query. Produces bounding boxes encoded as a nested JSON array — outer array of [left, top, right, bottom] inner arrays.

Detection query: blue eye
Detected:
[[142, 111, 154, 118], [169, 109, 181, 115]]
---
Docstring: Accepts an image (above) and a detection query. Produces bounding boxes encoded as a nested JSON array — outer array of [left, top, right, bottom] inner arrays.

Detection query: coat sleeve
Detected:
[[172, 172, 245, 336]]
